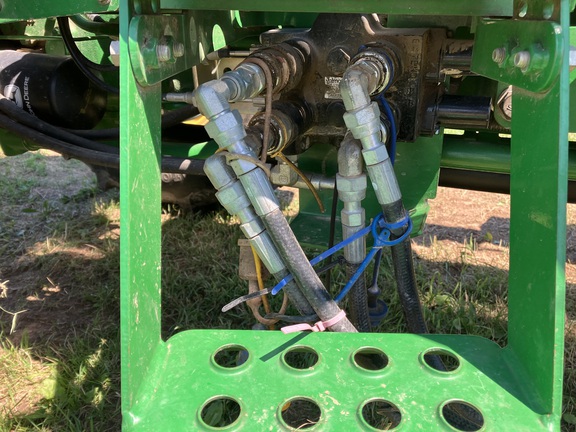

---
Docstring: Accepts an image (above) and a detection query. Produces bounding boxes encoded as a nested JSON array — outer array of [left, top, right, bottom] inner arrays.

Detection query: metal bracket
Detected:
[[471, 19, 563, 93], [129, 14, 192, 86]]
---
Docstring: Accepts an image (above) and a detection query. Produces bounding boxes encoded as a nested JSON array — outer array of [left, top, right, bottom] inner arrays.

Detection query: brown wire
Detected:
[[274, 152, 326, 213], [246, 280, 289, 327], [244, 57, 274, 163]]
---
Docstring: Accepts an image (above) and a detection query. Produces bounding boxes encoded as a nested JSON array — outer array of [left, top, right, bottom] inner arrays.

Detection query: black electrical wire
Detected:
[[56, 16, 120, 94], [67, 105, 201, 140], [370, 249, 383, 289]]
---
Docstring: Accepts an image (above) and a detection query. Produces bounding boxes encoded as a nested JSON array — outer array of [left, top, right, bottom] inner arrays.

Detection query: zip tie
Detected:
[[281, 310, 347, 334]]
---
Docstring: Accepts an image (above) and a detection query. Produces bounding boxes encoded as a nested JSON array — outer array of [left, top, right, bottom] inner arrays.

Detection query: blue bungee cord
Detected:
[[270, 213, 412, 299]]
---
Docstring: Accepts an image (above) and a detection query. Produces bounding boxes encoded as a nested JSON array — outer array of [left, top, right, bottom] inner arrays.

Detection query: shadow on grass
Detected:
[[0, 201, 573, 430]]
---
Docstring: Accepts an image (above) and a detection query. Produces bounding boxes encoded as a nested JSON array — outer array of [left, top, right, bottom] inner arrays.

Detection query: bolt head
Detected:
[[156, 44, 172, 62], [173, 42, 185, 58]]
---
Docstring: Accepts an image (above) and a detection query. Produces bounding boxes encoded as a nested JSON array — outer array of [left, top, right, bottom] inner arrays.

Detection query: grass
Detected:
[[0, 149, 574, 430]]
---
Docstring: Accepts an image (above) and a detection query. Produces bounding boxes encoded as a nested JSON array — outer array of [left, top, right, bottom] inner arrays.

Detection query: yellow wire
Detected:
[[274, 152, 325, 213], [250, 245, 272, 317]]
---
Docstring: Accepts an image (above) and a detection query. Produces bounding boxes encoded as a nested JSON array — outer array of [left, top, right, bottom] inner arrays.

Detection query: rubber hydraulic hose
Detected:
[[0, 94, 116, 154], [346, 262, 371, 331], [381, 200, 428, 334], [337, 135, 370, 331], [339, 58, 427, 335], [0, 111, 206, 175], [261, 208, 357, 333], [0, 112, 119, 168]]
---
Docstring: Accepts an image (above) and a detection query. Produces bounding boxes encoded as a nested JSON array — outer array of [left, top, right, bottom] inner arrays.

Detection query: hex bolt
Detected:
[[492, 47, 507, 65], [513, 51, 531, 71], [157, 44, 172, 62], [173, 42, 185, 59]]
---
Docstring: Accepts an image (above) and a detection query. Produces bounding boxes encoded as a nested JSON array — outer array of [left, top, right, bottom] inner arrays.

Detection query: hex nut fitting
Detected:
[[336, 174, 367, 202], [204, 111, 246, 146], [343, 102, 381, 139], [239, 217, 266, 240], [216, 182, 251, 214], [362, 145, 390, 166], [341, 209, 365, 227]]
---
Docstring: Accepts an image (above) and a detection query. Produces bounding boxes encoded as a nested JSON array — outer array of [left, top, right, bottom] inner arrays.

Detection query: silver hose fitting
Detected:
[[336, 134, 367, 265], [195, 59, 354, 330], [204, 154, 284, 274], [339, 55, 401, 206]]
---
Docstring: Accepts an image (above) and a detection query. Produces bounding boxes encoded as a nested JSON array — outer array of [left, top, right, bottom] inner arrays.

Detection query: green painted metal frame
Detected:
[[0, 0, 119, 22], [118, 1, 568, 431]]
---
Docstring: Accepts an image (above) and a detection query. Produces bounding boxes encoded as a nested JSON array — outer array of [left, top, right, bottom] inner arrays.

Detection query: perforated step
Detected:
[[125, 331, 550, 431]]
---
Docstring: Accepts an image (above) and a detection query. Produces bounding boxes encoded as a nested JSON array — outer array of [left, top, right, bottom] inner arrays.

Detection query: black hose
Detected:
[[0, 110, 206, 175], [67, 105, 200, 140], [323, 187, 339, 290], [261, 208, 357, 332], [56, 16, 120, 94], [57, 16, 118, 73], [0, 112, 119, 168], [346, 262, 371, 332], [274, 273, 315, 317], [0, 95, 116, 154], [381, 199, 428, 334]]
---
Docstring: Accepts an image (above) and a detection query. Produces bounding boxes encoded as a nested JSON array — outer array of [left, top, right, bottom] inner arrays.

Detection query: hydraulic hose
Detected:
[[381, 200, 428, 333], [0, 108, 206, 175], [204, 153, 315, 316], [345, 262, 370, 331], [191, 61, 356, 332], [340, 56, 428, 334], [0, 94, 116, 153], [261, 208, 357, 332], [69, 14, 119, 36]]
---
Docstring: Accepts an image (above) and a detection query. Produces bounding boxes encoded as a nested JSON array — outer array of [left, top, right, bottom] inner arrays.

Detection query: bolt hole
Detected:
[[361, 399, 402, 430], [200, 397, 241, 428], [517, 1, 528, 17], [441, 401, 484, 431], [423, 349, 460, 372], [280, 398, 321, 429], [353, 348, 389, 371], [213, 345, 249, 368], [283, 347, 319, 370], [223, 67, 232, 73]]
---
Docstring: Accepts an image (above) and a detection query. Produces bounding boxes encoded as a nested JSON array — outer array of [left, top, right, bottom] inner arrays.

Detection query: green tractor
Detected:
[[0, 1, 574, 430]]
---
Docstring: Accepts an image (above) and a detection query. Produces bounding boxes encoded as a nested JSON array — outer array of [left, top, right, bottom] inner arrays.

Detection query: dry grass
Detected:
[[0, 149, 575, 430]]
